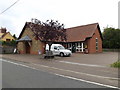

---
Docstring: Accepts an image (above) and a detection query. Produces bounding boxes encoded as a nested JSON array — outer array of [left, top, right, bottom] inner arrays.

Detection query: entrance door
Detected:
[[72, 43, 76, 53], [25, 42, 30, 54]]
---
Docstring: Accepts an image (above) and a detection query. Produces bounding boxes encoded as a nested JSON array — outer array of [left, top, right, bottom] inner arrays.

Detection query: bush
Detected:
[[102, 27, 120, 49], [111, 61, 120, 68], [0, 40, 17, 46]]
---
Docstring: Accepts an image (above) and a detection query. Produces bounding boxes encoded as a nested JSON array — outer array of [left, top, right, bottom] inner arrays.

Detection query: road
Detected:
[[2, 59, 109, 88]]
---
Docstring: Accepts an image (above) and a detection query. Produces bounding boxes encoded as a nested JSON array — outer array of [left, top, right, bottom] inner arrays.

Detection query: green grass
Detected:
[[111, 60, 120, 68]]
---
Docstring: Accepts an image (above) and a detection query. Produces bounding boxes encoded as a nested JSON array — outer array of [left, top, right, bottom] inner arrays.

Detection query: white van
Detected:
[[46, 44, 72, 57]]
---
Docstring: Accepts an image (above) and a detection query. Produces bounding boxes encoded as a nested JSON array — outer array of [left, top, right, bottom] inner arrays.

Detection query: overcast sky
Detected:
[[0, 0, 119, 37]]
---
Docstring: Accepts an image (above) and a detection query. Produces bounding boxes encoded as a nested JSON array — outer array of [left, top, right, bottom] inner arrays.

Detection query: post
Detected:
[[0, 41, 2, 89], [81, 42, 84, 52]]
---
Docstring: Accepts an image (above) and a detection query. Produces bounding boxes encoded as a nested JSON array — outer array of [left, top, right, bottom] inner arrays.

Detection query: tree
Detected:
[[13, 34, 17, 39], [29, 18, 67, 51], [102, 27, 120, 49]]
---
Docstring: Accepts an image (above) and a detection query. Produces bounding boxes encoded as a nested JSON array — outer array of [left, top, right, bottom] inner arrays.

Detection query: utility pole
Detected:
[[118, 2, 120, 61]]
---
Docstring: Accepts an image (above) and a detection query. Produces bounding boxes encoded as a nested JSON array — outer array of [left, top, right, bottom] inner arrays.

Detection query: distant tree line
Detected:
[[102, 27, 120, 49]]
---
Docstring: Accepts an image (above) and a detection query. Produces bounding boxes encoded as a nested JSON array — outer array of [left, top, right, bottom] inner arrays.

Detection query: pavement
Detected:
[[0, 52, 119, 88]]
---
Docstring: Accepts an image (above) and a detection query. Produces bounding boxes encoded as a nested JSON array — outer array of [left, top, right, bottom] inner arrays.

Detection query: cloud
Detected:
[[0, 0, 119, 37]]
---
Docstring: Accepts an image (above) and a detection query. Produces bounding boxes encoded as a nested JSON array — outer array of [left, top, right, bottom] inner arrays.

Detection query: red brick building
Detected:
[[17, 22, 102, 54]]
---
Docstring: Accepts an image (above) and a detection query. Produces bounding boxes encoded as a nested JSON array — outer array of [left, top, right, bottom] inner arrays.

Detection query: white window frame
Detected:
[[96, 38, 98, 51]]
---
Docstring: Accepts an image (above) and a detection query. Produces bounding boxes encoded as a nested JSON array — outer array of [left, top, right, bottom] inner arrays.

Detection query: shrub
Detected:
[[0, 40, 17, 46], [111, 61, 120, 68]]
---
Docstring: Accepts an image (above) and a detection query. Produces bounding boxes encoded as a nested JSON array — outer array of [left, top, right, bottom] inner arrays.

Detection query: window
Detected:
[[58, 46, 65, 49], [6, 39, 10, 42], [54, 46, 57, 50], [96, 38, 98, 51]]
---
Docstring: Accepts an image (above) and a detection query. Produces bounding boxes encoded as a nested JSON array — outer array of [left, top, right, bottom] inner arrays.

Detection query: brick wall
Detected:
[[17, 24, 102, 54], [17, 28, 45, 54], [87, 28, 102, 53]]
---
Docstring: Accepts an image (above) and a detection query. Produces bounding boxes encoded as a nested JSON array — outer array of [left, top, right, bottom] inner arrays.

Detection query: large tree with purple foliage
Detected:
[[29, 18, 67, 51]]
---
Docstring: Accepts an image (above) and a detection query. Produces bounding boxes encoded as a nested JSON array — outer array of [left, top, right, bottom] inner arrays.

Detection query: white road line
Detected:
[[1, 59, 119, 89], [33, 63, 119, 80], [54, 73, 119, 89], [58, 61, 106, 67], [1, 59, 40, 71]]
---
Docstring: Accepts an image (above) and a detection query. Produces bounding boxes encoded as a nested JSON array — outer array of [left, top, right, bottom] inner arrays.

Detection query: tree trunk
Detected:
[[49, 44, 52, 51], [44, 42, 54, 59], [48, 42, 52, 51]]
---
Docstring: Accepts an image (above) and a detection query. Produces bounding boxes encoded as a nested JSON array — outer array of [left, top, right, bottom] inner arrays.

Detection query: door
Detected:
[[53, 46, 59, 55], [72, 43, 76, 53], [25, 42, 30, 54]]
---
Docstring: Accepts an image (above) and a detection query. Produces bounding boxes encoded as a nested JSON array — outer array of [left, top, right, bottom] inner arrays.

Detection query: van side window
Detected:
[[54, 46, 57, 50]]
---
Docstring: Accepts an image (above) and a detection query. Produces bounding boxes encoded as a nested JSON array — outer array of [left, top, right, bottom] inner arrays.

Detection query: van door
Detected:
[[53, 46, 60, 55]]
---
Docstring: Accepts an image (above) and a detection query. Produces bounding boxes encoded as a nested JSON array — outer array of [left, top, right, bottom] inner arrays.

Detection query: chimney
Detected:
[[0, 28, 7, 33]]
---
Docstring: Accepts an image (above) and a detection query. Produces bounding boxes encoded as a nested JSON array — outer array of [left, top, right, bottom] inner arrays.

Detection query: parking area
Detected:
[[59, 52, 118, 66], [0, 52, 118, 66]]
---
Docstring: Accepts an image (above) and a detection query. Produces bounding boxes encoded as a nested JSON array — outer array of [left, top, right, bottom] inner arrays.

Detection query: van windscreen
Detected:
[[58, 46, 65, 49]]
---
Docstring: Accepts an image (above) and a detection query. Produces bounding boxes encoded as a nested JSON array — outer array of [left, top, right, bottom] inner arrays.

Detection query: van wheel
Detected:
[[60, 52, 64, 57]]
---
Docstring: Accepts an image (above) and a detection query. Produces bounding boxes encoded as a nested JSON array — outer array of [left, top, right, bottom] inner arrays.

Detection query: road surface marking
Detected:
[[54, 73, 119, 89], [1, 59, 40, 70], [33, 63, 119, 80], [1, 59, 119, 80], [1, 59, 119, 89], [58, 61, 106, 67]]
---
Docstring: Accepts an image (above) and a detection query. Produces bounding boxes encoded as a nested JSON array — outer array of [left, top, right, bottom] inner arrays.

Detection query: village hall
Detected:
[[17, 22, 103, 54]]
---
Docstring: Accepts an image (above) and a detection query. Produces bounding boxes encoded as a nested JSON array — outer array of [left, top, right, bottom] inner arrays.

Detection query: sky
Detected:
[[0, 0, 119, 37]]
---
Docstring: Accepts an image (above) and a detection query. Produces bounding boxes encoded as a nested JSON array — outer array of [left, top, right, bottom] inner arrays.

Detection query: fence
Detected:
[[0, 46, 15, 54]]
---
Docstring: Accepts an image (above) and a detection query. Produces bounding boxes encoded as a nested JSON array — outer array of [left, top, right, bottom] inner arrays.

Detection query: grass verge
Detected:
[[111, 60, 120, 68]]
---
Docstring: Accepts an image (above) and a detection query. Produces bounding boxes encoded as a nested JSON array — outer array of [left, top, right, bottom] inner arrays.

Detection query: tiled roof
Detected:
[[0, 33, 4, 38], [0, 32, 9, 39], [66, 23, 100, 42], [17, 35, 32, 42], [19, 22, 102, 42]]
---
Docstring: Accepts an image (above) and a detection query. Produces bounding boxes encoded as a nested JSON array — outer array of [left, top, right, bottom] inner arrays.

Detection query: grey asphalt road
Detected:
[[2, 60, 108, 88]]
